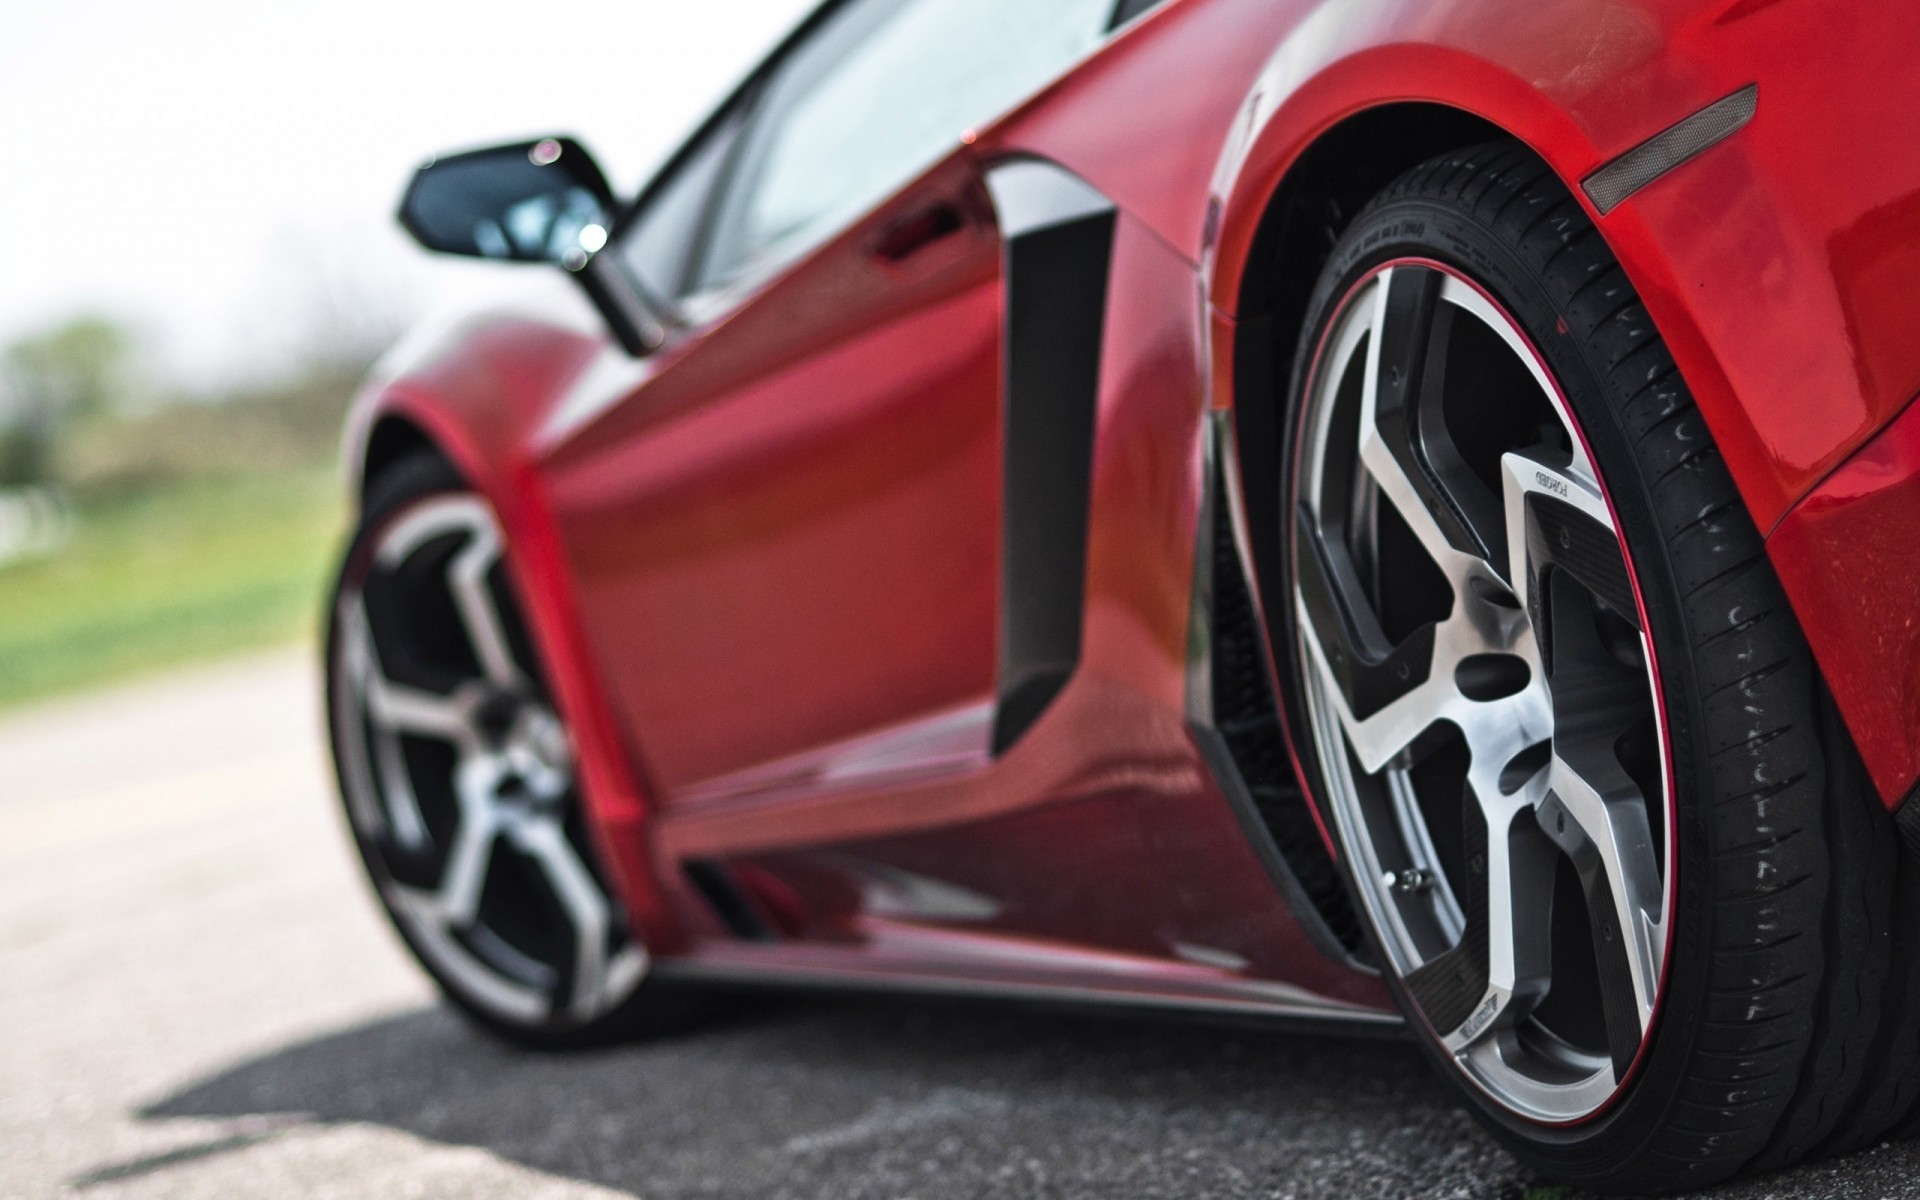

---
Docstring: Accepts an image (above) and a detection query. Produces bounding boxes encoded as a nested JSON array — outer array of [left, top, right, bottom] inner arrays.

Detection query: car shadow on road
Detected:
[[121, 989, 1552, 1199], [117, 988, 1920, 1200]]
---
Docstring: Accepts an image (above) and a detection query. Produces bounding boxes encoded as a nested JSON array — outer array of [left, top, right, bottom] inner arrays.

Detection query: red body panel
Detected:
[[345, 0, 1920, 1007], [543, 157, 1003, 798], [1771, 404, 1920, 804], [348, 312, 683, 947], [1002, 0, 1920, 535], [647, 210, 1377, 1007], [996, 0, 1920, 803]]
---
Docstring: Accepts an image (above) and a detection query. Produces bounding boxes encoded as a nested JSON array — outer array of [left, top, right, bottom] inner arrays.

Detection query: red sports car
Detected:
[[325, 0, 1920, 1189]]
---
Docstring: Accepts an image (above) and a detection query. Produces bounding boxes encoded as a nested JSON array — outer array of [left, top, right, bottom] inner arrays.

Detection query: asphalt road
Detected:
[[5, 650, 1920, 1199]]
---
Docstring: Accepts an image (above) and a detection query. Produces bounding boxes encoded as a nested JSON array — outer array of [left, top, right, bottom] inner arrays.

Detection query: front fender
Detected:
[[341, 290, 684, 947]]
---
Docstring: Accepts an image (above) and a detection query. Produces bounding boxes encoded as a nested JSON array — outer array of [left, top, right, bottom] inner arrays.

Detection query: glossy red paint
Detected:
[[343, 0, 1920, 1019], [990, 0, 1920, 534], [349, 313, 686, 949], [543, 155, 1003, 798], [993, 0, 1920, 799], [1771, 399, 1920, 805], [354, 315, 709, 949], [657, 212, 1396, 1003]]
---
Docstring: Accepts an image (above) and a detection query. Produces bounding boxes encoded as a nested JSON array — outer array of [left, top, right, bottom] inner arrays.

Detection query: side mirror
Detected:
[[398, 137, 662, 353], [400, 137, 611, 265]]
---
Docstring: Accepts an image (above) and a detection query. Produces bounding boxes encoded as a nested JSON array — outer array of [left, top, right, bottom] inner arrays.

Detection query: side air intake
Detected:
[[1202, 470, 1369, 962]]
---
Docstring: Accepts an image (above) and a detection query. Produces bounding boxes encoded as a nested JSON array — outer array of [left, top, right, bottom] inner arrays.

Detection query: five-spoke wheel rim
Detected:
[[331, 492, 646, 1028], [1291, 261, 1673, 1122]]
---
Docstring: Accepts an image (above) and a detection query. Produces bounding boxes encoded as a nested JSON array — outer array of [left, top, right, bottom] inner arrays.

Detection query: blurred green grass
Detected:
[[0, 468, 344, 708]]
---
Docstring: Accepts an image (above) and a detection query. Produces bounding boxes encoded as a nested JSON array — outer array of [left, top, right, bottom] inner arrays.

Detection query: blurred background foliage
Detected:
[[0, 0, 816, 713], [0, 282, 405, 707]]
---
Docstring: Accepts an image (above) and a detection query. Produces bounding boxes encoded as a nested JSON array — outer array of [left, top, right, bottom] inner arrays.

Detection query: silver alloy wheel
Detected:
[[1291, 261, 1672, 1122], [332, 493, 646, 1027]]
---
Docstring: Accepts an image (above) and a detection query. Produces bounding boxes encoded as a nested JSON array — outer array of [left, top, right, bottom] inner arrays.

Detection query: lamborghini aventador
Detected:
[[327, 0, 1920, 1188]]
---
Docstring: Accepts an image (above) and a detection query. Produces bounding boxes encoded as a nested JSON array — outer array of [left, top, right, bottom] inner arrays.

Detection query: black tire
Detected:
[[325, 450, 695, 1050], [1273, 141, 1917, 1191]]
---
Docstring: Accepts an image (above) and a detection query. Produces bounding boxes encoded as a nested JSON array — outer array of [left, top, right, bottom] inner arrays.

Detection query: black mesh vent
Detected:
[[684, 860, 778, 943], [1209, 493, 1369, 959]]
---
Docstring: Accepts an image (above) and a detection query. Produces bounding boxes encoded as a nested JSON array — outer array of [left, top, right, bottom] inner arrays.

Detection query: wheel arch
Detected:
[[356, 412, 448, 503], [342, 376, 503, 518], [1215, 99, 1546, 666], [1195, 5, 1913, 540], [1229, 102, 1509, 335], [1200, 42, 1913, 811]]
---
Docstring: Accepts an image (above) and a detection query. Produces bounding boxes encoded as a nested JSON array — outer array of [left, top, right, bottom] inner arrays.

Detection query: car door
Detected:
[[544, 0, 1121, 805]]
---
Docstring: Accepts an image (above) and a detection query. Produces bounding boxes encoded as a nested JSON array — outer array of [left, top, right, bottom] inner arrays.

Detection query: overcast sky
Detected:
[[0, 0, 816, 387]]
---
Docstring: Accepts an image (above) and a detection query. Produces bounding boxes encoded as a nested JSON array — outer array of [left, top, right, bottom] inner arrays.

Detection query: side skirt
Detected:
[[656, 943, 1403, 1033]]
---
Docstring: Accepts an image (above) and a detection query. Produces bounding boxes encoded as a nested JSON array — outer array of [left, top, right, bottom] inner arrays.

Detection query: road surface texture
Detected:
[[5, 648, 1920, 1199]]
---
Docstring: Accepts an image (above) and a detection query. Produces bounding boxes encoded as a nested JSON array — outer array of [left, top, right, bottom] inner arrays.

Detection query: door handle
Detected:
[[871, 202, 966, 264]]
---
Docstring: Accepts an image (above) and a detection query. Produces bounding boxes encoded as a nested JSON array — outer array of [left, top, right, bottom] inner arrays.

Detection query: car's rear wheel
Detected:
[[326, 451, 673, 1047], [1295, 254, 1671, 1125], [1276, 142, 1920, 1190]]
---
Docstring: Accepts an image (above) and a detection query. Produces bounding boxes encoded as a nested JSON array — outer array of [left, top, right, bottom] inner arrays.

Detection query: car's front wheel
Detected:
[[1277, 142, 1920, 1190], [325, 450, 677, 1047]]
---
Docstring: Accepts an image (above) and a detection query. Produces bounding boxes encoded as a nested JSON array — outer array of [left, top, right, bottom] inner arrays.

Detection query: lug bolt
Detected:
[[1384, 867, 1437, 894]]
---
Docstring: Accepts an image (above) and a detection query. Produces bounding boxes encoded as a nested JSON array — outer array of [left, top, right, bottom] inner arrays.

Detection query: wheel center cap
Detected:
[[498, 704, 573, 795]]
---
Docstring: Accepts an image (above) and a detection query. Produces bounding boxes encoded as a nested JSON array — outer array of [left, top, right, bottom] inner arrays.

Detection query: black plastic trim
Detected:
[[1196, 448, 1370, 963], [1191, 726, 1364, 967], [1109, 0, 1169, 28], [1581, 84, 1757, 216], [988, 169, 1117, 754], [683, 860, 779, 942], [1896, 784, 1920, 865], [655, 955, 1404, 1033]]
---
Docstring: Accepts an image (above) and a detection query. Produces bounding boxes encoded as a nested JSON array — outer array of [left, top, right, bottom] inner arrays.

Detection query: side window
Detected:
[[1110, 0, 1170, 26], [614, 114, 741, 304], [696, 0, 1116, 293]]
